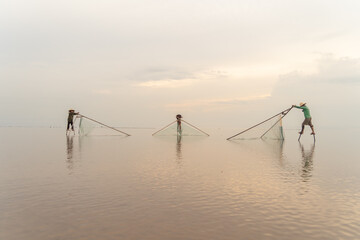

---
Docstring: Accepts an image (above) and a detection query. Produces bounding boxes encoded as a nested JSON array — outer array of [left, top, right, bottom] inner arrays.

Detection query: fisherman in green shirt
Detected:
[[293, 102, 315, 135]]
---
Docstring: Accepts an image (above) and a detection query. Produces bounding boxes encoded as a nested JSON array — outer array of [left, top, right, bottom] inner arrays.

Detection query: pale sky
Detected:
[[1, 0, 360, 128]]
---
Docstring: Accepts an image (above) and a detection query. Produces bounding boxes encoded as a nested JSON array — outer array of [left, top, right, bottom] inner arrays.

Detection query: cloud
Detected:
[[270, 55, 360, 128], [272, 54, 360, 99], [92, 89, 113, 95], [166, 94, 271, 111], [135, 78, 197, 88], [126, 67, 197, 82], [316, 55, 360, 84]]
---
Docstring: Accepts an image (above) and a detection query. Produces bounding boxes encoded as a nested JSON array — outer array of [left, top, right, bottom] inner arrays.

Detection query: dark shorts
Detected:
[[67, 121, 74, 130], [302, 118, 313, 127]]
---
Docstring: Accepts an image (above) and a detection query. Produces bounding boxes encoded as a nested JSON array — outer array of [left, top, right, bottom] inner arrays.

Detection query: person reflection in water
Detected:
[[66, 135, 74, 171], [66, 135, 74, 159], [176, 135, 182, 163], [299, 143, 315, 181]]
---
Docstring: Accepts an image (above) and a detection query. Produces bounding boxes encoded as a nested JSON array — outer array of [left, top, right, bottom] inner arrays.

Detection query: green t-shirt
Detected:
[[294, 105, 311, 118]]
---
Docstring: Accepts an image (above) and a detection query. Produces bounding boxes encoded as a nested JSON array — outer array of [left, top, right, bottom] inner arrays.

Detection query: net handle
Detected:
[[260, 106, 293, 139], [152, 119, 210, 136], [79, 115, 131, 136], [227, 106, 293, 140], [182, 120, 210, 136], [152, 120, 177, 136]]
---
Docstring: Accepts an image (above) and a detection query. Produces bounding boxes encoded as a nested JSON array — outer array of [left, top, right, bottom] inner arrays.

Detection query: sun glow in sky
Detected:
[[1, 0, 360, 128]]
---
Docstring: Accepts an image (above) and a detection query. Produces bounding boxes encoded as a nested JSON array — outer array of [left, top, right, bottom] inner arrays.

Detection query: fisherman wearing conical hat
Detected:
[[292, 102, 315, 135], [67, 109, 79, 132], [176, 114, 182, 135]]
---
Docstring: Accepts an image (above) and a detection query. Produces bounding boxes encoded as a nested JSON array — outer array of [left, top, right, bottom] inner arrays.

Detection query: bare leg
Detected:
[[299, 125, 304, 135], [310, 126, 315, 135]]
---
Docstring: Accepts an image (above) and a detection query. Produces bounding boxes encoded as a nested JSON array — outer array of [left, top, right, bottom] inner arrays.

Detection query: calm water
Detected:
[[0, 127, 359, 240]]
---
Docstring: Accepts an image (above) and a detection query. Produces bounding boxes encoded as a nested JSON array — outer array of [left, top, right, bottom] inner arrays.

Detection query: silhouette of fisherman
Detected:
[[67, 109, 79, 133]]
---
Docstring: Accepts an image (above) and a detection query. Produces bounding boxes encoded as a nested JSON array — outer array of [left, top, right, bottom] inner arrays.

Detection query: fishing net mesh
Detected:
[[78, 116, 128, 136], [78, 116, 95, 136], [153, 120, 208, 136], [229, 115, 285, 140]]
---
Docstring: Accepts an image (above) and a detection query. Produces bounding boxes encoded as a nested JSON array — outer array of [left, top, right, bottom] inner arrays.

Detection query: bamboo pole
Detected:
[[227, 107, 293, 140], [80, 115, 130, 136], [182, 119, 210, 136], [152, 119, 209, 136], [152, 120, 177, 136], [260, 106, 293, 139]]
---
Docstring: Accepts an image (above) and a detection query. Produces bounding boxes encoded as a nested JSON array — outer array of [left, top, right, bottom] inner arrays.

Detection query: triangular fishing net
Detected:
[[261, 115, 285, 140], [153, 120, 209, 136], [227, 108, 291, 141], [78, 115, 130, 136], [78, 116, 95, 136]]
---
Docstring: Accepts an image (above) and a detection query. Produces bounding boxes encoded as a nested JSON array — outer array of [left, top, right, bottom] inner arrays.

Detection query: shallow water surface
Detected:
[[0, 127, 359, 240]]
